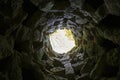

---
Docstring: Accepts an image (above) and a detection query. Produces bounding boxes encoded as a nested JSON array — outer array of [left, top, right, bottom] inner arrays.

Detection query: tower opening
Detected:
[[49, 29, 76, 54]]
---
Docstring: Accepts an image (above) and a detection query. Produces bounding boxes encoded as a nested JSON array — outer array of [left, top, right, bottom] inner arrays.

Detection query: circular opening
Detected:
[[49, 28, 76, 54]]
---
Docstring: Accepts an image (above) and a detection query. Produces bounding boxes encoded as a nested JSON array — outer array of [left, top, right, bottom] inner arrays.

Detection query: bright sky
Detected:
[[49, 29, 76, 54]]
